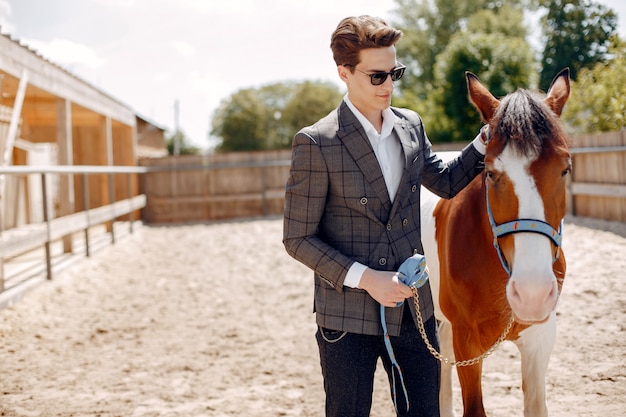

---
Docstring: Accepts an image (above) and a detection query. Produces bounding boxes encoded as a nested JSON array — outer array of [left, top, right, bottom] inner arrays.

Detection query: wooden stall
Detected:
[[0, 32, 157, 234], [0, 32, 165, 300]]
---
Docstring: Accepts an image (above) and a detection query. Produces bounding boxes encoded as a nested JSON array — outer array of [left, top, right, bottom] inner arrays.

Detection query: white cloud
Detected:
[[21, 37, 105, 70], [169, 40, 195, 58], [177, 0, 258, 14], [0, 0, 14, 34]]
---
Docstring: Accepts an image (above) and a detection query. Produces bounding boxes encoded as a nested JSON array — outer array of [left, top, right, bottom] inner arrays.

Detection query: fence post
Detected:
[[41, 173, 52, 281], [565, 170, 576, 216], [108, 173, 116, 244], [261, 160, 268, 216], [128, 173, 134, 234], [82, 173, 91, 257]]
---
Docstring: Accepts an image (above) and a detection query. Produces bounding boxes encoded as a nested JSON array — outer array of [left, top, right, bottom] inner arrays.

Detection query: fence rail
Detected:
[[0, 165, 146, 307]]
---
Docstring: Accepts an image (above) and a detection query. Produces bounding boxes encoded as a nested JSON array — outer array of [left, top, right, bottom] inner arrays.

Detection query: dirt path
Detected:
[[0, 216, 624, 416]]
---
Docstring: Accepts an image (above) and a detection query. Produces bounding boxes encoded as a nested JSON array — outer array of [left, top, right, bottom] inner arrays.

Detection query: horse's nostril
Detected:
[[547, 281, 559, 304], [508, 280, 522, 302]]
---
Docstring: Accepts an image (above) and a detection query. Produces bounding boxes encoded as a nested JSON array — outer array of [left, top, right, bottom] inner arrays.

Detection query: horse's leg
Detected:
[[439, 320, 456, 417], [515, 313, 557, 417], [453, 329, 487, 417]]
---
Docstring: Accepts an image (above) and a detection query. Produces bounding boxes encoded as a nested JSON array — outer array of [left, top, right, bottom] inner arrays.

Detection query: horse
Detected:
[[419, 68, 571, 417]]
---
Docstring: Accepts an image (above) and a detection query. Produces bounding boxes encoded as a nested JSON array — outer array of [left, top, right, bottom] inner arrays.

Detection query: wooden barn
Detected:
[[0, 32, 166, 229]]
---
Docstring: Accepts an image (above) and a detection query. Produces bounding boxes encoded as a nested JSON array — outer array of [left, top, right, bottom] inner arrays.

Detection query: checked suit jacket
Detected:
[[283, 101, 484, 336]]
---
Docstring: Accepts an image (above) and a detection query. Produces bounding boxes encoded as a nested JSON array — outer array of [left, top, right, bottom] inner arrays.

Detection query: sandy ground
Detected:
[[0, 215, 624, 417]]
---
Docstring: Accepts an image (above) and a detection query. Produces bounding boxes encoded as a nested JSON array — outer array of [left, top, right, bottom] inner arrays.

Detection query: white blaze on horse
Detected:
[[420, 69, 571, 417]]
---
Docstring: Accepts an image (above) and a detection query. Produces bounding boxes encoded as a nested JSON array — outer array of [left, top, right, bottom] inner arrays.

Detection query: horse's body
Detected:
[[420, 69, 571, 417]]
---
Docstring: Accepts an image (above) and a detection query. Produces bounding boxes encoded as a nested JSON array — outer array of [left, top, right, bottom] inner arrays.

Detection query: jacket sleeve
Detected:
[[420, 130, 484, 199], [282, 130, 353, 291]]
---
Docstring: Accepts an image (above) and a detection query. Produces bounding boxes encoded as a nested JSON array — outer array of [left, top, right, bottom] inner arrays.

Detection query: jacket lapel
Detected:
[[388, 117, 419, 219], [336, 103, 392, 211]]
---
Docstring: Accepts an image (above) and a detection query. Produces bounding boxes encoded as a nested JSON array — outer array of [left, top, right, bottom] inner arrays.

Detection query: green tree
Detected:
[[392, 3, 535, 142], [211, 81, 342, 152], [392, 0, 537, 97], [211, 88, 268, 152], [432, 31, 534, 142], [539, 0, 617, 89], [165, 130, 199, 155], [562, 37, 626, 133], [280, 81, 344, 148]]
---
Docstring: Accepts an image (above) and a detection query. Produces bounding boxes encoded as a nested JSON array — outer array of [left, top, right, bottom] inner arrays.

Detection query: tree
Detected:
[[280, 81, 344, 148], [431, 31, 534, 142], [392, 2, 535, 142], [211, 88, 268, 152], [392, 0, 537, 97], [539, 0, 617, 89], [211, 81, 342, 152], [165, 130, 199, 155], [562, 37, 626, 133]]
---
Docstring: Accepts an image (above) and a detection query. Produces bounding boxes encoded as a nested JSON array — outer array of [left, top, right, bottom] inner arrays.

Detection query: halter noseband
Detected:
[[485, 179, 563, 276]]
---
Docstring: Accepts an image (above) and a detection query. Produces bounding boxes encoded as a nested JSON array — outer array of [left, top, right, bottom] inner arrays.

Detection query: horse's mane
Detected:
[[493, 89, 568, 157]]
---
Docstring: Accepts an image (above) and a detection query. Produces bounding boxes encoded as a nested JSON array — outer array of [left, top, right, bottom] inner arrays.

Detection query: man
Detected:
[[283, 15, 486, 417]]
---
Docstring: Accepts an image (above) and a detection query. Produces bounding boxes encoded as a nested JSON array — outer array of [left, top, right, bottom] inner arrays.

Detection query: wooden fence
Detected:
[[568, 130, 626, 222], [139, 131, 626, 224], [139, 150, 291, 223]]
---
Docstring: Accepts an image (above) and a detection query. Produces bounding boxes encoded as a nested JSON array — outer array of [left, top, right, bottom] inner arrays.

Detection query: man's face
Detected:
[[339, 46, 398, 118]]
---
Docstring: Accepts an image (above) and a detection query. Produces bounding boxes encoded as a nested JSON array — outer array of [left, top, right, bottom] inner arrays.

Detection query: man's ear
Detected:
[[338, 65, 349, 83]]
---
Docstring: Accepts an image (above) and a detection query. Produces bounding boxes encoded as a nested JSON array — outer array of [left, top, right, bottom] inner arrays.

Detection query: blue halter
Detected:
[[485, 179, 563, 276]]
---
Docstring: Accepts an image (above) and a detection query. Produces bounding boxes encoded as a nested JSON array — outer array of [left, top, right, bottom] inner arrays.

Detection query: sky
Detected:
[[0, 0, 624, 149]]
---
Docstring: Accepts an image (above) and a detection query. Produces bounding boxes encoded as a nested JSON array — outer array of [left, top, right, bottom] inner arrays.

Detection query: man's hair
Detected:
[[330, 15, 403, 68]]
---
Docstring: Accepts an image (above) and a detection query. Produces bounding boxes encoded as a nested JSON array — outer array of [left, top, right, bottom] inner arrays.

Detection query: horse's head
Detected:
[[467, 69, 571, 325]]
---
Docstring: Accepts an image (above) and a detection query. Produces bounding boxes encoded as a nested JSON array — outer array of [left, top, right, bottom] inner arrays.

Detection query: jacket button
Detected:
[[386, 224, 392, 231], [360, 197, 368, 205], [379, 258, 387, 266], [411, 185, 417, 192], [402, 218, 408, 226], [413, 248, 419, 255]]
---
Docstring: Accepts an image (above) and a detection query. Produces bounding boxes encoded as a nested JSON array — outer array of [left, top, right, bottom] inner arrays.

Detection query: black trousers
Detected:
[[315, 307, 441, 417]]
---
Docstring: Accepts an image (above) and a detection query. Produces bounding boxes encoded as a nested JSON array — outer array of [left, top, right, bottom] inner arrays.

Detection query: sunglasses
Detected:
[[347, 63, 406, 86]]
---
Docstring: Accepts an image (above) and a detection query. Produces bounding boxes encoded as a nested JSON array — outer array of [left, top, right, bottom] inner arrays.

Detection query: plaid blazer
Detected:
[[283, 101, 484, 336]]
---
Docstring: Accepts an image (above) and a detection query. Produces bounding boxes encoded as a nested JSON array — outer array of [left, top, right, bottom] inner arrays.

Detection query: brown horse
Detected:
[[419, 69, 571, 417]]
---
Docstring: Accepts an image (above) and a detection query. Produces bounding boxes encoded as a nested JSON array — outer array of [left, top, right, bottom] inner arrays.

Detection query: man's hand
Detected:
[[359, 268, 414, 307]]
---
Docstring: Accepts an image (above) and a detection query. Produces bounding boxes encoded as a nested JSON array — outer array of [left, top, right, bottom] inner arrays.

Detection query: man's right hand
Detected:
[[359, 268, 414, 307]]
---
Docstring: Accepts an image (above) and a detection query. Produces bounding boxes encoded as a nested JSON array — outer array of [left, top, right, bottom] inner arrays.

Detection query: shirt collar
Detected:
[[344, 95, 397, 138]]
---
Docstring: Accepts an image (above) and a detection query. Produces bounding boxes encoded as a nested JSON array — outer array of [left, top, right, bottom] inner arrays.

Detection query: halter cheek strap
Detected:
[[485, 179, 563, 276]]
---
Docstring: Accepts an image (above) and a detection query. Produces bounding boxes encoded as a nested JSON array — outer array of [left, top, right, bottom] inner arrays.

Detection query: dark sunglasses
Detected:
[[347, 63, 406, 86]]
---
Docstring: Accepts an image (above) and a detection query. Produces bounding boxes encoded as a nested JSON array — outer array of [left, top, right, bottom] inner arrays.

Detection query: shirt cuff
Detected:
[[344, 262, 367, 288], [472, 133, 486, 155]]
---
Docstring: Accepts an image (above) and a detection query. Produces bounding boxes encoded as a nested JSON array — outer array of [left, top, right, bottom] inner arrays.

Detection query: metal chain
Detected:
[[411, 286, 515, 367]]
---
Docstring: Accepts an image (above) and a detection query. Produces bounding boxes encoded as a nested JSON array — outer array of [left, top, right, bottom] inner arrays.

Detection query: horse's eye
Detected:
[[562, 165, 572, 177], [486, 171, 495, 180]]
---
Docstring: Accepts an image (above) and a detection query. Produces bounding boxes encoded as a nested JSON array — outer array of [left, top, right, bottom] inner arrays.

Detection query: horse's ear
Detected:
[[466, 71, 499, 123], [545, 68, 570, 117]]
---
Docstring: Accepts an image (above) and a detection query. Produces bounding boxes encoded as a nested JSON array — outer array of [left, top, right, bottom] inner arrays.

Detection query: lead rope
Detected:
[[381, 288, 515, 417], [411, 287, 515, 367], [381, 251, 514, 414], [381, 305, 410, 415], [380, 254, 429, 415]]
